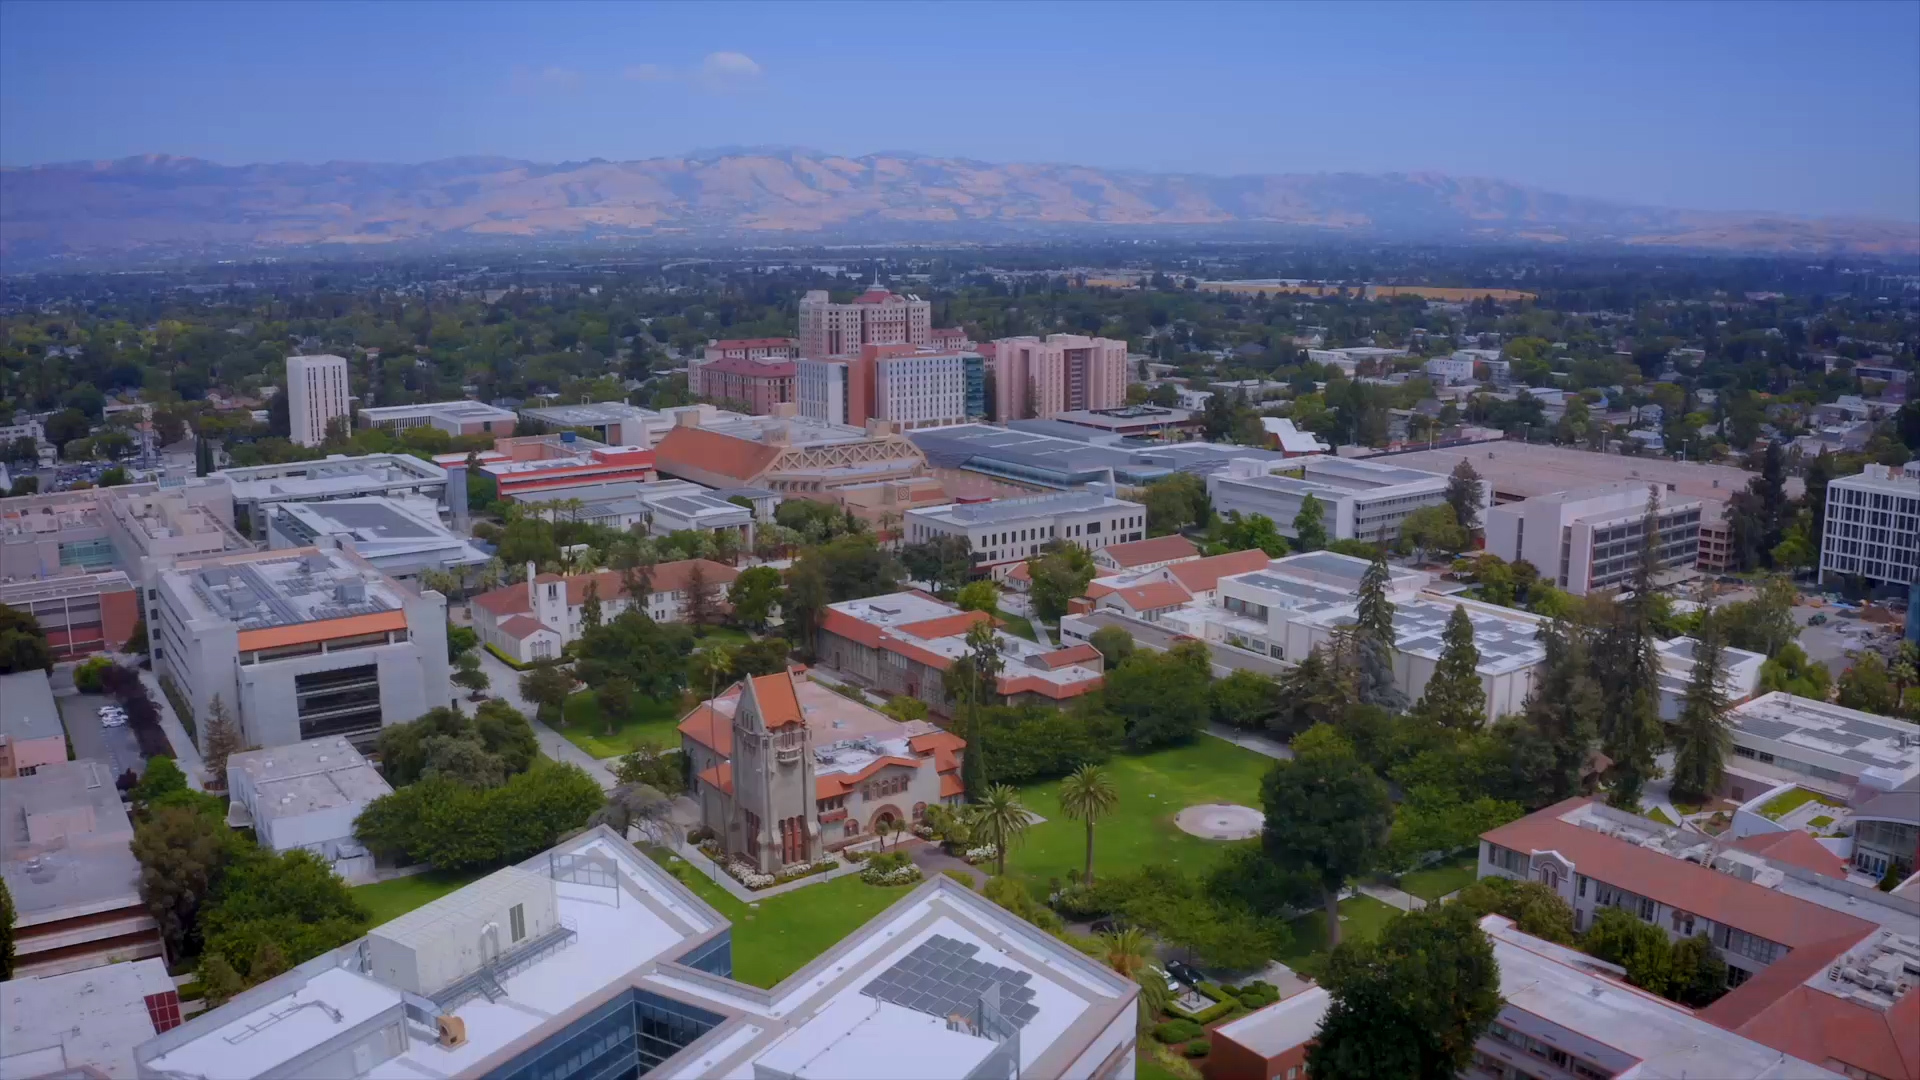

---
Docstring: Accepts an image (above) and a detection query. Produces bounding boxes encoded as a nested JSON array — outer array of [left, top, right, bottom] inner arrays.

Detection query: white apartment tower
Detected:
[[1820, 461, 1920, 588], [797, 282, 932, 359], [285, 354, 351, 447]]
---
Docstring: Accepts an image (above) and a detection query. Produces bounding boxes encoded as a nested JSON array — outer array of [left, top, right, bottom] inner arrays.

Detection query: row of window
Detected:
[[1483, 1022, 1612, 1080]]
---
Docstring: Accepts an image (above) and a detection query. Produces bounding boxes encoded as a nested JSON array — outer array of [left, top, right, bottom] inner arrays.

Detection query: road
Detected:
[[1067, 610, 1292, 679], [470, 647, 617, 790], [56, 690, 147, 780]]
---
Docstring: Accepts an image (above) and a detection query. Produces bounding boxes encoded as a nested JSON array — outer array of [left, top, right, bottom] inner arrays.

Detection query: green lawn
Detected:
[[1003, 739, 1276, 887], [560, 691, 688, 759], [352, 869, 489, 926], [646, 850, 918, 988], [1644, 806, 1677, 826], [1759, 787, 1843, 820], [1396, 853, 1477, 902], [690, 626, 753, 651], [997, 610, 1040, 642], [1277, 895, 1402, 979]]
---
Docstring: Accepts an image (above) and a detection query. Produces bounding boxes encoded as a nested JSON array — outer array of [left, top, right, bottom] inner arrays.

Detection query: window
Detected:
[[510, 903, 526, 943]]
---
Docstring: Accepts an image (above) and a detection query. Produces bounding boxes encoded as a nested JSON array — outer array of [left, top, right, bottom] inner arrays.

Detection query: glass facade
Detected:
[[676, 934, 733, 978], [490, 988, 724, 1080], [59, 537, 117, 570]]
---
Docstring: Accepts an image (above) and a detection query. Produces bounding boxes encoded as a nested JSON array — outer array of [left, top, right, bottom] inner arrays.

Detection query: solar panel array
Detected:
[[860, 935, 1040, 1031]]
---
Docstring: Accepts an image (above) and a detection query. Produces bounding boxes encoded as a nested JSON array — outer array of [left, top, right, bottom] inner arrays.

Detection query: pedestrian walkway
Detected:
[[1206, 722, 1293, 761], [1358, 883, 1427, 912], [471, 647, 616, 790], [135, 665, 207, 791], [666, 838, 867, 903]]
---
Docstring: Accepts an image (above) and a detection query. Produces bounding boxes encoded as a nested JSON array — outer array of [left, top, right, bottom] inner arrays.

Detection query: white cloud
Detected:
[[621, 63, 671, 83], [618, 53, 763, 92], [699, 52, 762, 82], [510, 64, 583, 94]]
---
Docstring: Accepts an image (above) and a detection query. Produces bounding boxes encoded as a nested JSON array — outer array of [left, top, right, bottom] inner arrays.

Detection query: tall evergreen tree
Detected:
[[1518, 619, 1605, 802], [1354, 544, 1406, 711], [1670, 609, 1733, 804], [1411, 605, 1485, 730], [1293, 493, 1328, 552], [1445, 458, 1484, 534], [1598, 488, 1667, 809]]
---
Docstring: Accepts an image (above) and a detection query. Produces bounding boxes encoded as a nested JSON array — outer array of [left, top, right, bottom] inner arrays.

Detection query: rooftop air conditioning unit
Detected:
[[436, 1015, 467, 1048]]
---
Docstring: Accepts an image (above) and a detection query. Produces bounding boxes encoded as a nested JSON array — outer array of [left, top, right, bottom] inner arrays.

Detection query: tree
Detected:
[[974, 784, 1031, 876], [1759, 642, 1832, 699], [1210, 669, 1283, 730], [1098, 926, 1153, 978], [1583, 908, 1681, 998], [0, 878, 14, 980], [955, 580, 1000, 613], [899, 534, 973, 595], [1354, 545, 1406, 711], [1293, 493, 1328, 552], [1027, 542, 1097, 623], [452, 651, 490, 697], [1515, 620, 1605, 804], [1410, 605, 1484, 730], [727, 566, 782, 631], [1669, 609, 1732, 804], [354, 761, 606, 871], [580, 580, 604, 631], [590, 783, 677, 844], [1058, 765, 1119, 884], [731, 637, 793, 677], [1837, 651, 1898, 715], [201, 694, 246, 787], [1104, 640, 1212, 750], [1306, 904, 1502, 1080], [683, 562, 716, 628], [1399, 504, 1468, 560], [1445, 458, 1484, 534], [1088, 625, 1135, 669], [594, 677, 637, 737], [43, 408, 90, 454], [198, 849, 367, 984], [1260, 725, 1393, 949], [1597, 489, 1667, 808], [0, 605, 54, 675], [1139, 473, 1209, 536], [574, 610, 694, 704], [1211, 511, 1289, 557], [377, 703, 538, 787], [614, 741, 686, 795], [132, 804, 241, 958], [1450, 877, 1576, 944], [949, 621, 1005, 791]]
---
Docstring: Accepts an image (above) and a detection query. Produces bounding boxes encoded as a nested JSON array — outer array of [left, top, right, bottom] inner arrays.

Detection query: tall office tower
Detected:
[[797, 281, 932, 359], [285, 354, 351, 447], [988, 334, 1128, 420]]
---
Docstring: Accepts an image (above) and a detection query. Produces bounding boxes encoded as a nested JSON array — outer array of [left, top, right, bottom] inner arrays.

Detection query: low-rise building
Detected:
[[0, 669, 66, 778], [1206, 456, 1454, 543], [153, 548, 451, 752], [452, 433, 657, 502], [679, 668, 966, 871], [225, 738, 394, 882], [1716, 690, 1920, 804], [0, 571, 141, 660], [356, 400, 518, 437], [0, 957, 180, 1078], [1258, 417, 1331, 456], [0, 759, 164, 978], [515, 401, 659, 446], [1653, 634, 1766, 722], [267, 497, 490, 581], [1306, 346, 1408, 376], [218, 454, 450, 538], [133, 828, 1138, 1080], [1423, 353, 1479, 385], [1090, 533, 1200, 575], [1820, 461, 1920, 589], [1485, 483, 1704, 595], [903, 490, 1147, 579], [652, 407, 932, 497], [1050, 405, 1197, 440], [470, 559, 739, 664], [816, 591, 1104, 716]]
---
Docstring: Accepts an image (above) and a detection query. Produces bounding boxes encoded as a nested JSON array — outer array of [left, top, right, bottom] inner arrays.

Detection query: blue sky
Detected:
[[3, 0, 1916, 219]]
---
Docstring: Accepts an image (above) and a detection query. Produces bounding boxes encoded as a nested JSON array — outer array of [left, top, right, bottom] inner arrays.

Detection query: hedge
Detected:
[[1165, 981, 1237, 1025], [484, 643, 532, 670], [1152, 1019, 1203, 1044]]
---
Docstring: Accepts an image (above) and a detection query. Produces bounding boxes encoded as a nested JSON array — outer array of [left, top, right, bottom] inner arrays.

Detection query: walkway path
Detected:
[[133, 664, 208, 790], [1357, 883, 1427, 912], [471, 648, 616, 790], [910, 843, 986, 889], [1206, 722, 1293, 761]]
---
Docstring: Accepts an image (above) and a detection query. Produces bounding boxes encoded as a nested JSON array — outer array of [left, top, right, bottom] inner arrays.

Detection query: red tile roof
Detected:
[[908, 729, 966, 773], [1482, 799, 1878, 950], [677, 697, 736, 756], [1106, 581, 1192, 613], [749, 671, 804, 729], [711, 337, 795, 349], [1099, 534, 1199, 568], [898, 611, 991, 640], [473, 584, 532, 617], [701, 355, 797, 379], [473, 560, 737, 617], [1164, 549, 1270, 593], [653, 425, 787, 486], [496, 614, 550, 641], [815, 755, 923, 797], [1036, 642, 1102, 670], [1705, 956, 1920, 1079], [1729, 830, 1849, 879], [940, 773, 965, 798], [699, 762, 733, 795]]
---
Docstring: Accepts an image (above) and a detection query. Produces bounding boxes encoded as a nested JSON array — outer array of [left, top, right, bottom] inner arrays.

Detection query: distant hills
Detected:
[[3, 149, 1916, 261]]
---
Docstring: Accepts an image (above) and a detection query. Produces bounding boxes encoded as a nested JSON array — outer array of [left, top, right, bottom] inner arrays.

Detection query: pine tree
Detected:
[[1669, 608, 1732, 804], [1293, 493, 1328, 552], [1599, 488, 1667, 809], [201, 694, 246, 789], [581, 580, 604, 630], [0, 876, 15, 980], [683, 562, 714, 627], [1445, 458, 1484, 534], [1520, 619, 1605, 801], [1411, 605, 1485, 729], [1354, 544, 1406, 711]]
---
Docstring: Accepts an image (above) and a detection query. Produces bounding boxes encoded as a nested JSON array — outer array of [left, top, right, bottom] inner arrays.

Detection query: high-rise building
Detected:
[[1820, 461, 1920, 589], [285, 354, 351, 447], [986, 335, 1127, 420], [798, 344, 983, 430], [797, 282, 932, 358]]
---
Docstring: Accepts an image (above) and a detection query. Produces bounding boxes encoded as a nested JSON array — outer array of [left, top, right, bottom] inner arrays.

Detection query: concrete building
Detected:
[[1653, 634, 1766, 722], [986, 334, 1127, 421], [226, 738, 393, 882], [1205, 915, 1852, 1080], [797, 344, 983, 430], [1485, 483, 1705, 594], [470, 559, 738, 664], [453, 434, 657, 503], [692, 355, 797, 415], [701, 337, 799, 365], [0, 759, 165, 979], [267, 498, 490, 581], [1305, 346, 1408, 376], [152, 548, 451, 752], [285, 354, 351, 447], [1206, 456, 1454, 543], [1, 957, 180, 1078], [797, 282, 932, 358], [1715, 692, 1920, 807], [1089, 533, 1200, 575], [133, 827, 1138, 1080], [0, 572, 141, 661], [817, 592, 1105, 717], [1258, 417, 1331, 456], [515, 401, 659, 447], [679, 669, 966, 872], [0, 669, 66, 778], [651, 407, 931, 497], [356, 400, 517, 437], [1051, 406, 1197, 440], [218, 454, 450, 537], [1423, 353, 1479, 385], [0, 479, 249, 585], [1820, 461, 1920, 589], [1480, 798, 1920, 1078], [509, 479, 755, 543], [1390, 441, 1778, 505], [903, 490, 1147, 578]]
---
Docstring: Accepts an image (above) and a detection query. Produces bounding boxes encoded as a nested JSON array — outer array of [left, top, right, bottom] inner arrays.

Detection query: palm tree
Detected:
[[974, 784, 1031, 876], [1098, 926, 1152, 978], [1132, 968, 1171, 1024], [1058, 765, 1119, 884]]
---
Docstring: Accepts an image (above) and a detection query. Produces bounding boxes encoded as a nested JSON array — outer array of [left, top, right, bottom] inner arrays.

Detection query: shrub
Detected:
[[860, 850, 922, 886], [1232, 980, 1280, 1009], [1153, 1019, 1203, 1044], [74, 656, 113, 693], [1184, 1040, 1211, 1058], [354, 760, 605, 872], [941, 869, 976, 889]]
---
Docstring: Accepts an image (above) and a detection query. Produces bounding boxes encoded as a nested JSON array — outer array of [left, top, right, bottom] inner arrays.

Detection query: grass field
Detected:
[[689, 626, 754, 651], [352, 869, 489, 926], [646, 850, 918, 987], [1276, 895, 1402, 979], [1396, 852, 1477, 902], [1002, 738, 1276, 887], [997, 610, 1040, 642], [559, 691, 689, 759]]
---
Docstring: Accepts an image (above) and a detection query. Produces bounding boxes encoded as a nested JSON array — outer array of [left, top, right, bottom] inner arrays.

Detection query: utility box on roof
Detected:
[[365, 867, 558, 996]]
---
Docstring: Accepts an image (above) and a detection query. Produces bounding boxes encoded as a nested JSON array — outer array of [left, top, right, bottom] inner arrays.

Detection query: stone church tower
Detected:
[[728, 671, 820, 874]]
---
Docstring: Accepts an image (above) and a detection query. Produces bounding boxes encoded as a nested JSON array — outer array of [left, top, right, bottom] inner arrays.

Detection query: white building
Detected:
[[1715, 692, 1920, 806], [265, 497, 490, 581], [1206, 455, 1454, 542], [511, 479, 755, 542], [356, 400, 517, 437], [470, 559, 739, 664], [226, 738, 393, 882], [1820, 461, 1920, 588], [796, 357, 850, 425], [152, 548, 451, 752], [1423, 354, 1478, 385], [216, 454, 450, 537], [1306, 346, 1408, 375], [903, 490, 1147, 578], [133, 828, 1138, 1080], [1, 957, 180, 1077], [515, 401, 664, 447], [1485, 483, 1704, 595], [1652, 634, 1766, 723], [285, 354, 351, 447]]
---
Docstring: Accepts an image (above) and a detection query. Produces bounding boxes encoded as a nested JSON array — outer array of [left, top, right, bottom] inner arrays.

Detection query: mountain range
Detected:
[[3, 148, 1916, 261]]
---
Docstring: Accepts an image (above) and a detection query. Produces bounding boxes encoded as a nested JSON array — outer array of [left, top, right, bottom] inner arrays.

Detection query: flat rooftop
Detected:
[[517, 401, 654, 426], [1732, 692, 1920, 784], [1305, 596, 1547, 675], [217, 454, 447, 500], [1261, 550, 1428, 595], [176, 550, 406, 631], [0, 956, 174, 1078], [908, 488, 1135, 526], [0, 669, 61, 745], [1384, 442, 1799, 502], [228, 738, 393, 821], [0, 759, 143, 926], [359, 400, 517, 423]]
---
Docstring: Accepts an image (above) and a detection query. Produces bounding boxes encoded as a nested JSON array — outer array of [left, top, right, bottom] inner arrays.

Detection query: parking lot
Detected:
[[57, 691, 148, 781]]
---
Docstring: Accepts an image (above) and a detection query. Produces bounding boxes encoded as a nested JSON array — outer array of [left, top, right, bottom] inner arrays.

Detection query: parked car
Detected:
[[1808, 614, 1828, 626], [1168, 960, 1205, 988], [1147, 965, 1181, 993]]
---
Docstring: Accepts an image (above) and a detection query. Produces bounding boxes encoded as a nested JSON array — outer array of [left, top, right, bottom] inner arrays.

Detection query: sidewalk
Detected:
[[1357, 883, 1427, 912], [1207, 722, 1294, 761], [666, 838, 868, 903], [471, 648, 616, 790], [135, 665, 208, 791]]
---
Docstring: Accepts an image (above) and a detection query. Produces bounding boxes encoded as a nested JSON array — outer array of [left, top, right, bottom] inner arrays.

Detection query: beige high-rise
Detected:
[[285, 354, 350, 447], [797, 282, 931, 359], [988, 334, 1128, 420]]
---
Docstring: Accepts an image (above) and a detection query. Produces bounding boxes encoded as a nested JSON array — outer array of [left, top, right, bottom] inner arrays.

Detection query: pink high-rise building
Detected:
[[988, 334, 1128, 420], [797, 282, 932, 358]]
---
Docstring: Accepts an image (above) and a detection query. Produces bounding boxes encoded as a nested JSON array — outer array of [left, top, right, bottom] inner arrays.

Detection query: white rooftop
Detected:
[[358, 400, 517, 424], [0, 957, 174, 1078], [270, 498, 487, 568], [174, 550, 408, 630], [907, 489, 1136, 527], [218, 454, 447, 502], [228, 738, 393, 822], [1731, 692, 1920, 787]]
